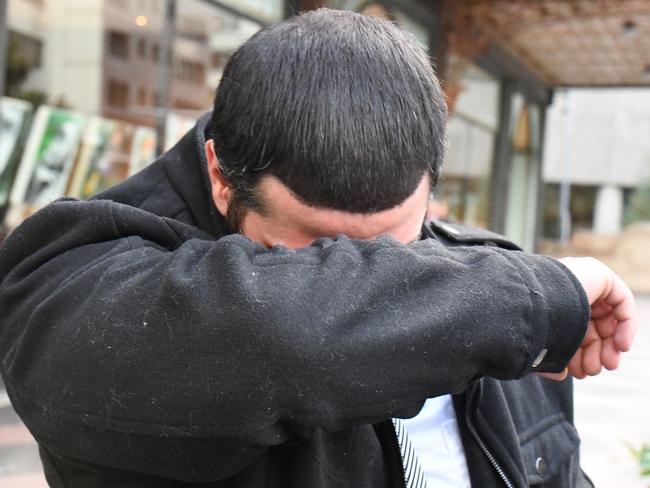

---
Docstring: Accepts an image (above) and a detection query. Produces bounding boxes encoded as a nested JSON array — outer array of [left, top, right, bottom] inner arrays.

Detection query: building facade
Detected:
[[6, 0, 272, 125], [543, 88, 650, 237]]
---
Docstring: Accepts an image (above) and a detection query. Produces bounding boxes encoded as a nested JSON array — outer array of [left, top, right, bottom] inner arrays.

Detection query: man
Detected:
[[0, 9, 637, 488]]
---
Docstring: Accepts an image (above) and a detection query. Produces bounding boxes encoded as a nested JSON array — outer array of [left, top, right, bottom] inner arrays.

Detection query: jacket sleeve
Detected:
[[0, 199, 589, 478]]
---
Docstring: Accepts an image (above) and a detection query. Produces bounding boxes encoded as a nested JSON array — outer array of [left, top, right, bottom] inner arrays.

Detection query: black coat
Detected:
[[0, 114, 592, 487]]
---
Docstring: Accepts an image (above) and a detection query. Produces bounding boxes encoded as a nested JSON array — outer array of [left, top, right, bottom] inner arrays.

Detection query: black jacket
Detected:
[[0, 114, 591, 487]]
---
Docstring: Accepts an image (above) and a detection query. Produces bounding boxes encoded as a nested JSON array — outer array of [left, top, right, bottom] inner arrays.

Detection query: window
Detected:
[[173, 58, 205, 84], [440, 63, 499, 229], [137, 38, 147, 58], [107, 79, 130, 108], [211, 52, 226, 70], [174, 98, 204, 111], [108, 31, 130, 60], [177, 16, 207, 42], [137, 86, 148, 106], [8, 31, 43, 68], [542, 184, 598, 239]]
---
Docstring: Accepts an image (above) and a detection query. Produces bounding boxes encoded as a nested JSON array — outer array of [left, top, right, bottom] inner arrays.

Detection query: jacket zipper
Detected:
[[464, 383, 516, 488]]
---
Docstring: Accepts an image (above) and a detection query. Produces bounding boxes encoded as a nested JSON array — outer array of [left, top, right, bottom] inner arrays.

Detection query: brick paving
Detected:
[[0, 296, 648, 487]]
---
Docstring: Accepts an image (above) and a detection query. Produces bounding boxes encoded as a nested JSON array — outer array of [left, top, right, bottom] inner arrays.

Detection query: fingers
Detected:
[[559, 258, 637, 341], [581, 338, 603, 376], [600, 337, 620, 371], [568, 349, 586, 379], [609, 274, 638, 352], [569, 326, 621, 379], [557, 257, 638, 380], [582, 320, 600, 345], [569, 321, 609, 378], [568, 345, 611, 379], [590, 301, 612, 319], [537, 369, 568, 381], [614, 319, 636, 353]]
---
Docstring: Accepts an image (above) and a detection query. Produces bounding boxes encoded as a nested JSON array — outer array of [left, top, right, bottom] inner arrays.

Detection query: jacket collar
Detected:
[[161, 112, 229, 238]]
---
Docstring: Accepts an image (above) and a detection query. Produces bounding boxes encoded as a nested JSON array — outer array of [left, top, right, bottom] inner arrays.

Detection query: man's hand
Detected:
[[555, 257, 638, 379]]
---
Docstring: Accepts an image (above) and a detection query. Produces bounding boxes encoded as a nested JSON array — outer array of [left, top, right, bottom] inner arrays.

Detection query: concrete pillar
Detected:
[[593, 184, 624, 234]]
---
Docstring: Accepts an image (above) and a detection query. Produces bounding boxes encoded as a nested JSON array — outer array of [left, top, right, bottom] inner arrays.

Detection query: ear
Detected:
[[205, 139, 231, 217]]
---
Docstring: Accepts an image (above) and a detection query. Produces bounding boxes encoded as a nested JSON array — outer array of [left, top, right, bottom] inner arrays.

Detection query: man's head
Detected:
[[206, 8, 447, 247]]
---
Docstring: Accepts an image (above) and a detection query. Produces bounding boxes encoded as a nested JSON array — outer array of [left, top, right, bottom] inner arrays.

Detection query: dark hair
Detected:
[[210, 8, 447, 221]]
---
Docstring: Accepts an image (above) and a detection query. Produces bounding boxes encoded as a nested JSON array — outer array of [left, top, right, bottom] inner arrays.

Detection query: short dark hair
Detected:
[[210, 8, 447, 222]]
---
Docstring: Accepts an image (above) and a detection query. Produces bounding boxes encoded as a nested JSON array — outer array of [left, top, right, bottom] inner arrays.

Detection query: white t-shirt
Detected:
[[399, 395, 472, 487]]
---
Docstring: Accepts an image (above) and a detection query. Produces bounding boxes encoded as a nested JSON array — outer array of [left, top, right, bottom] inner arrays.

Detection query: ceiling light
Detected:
[[135, 15, 148, 27]]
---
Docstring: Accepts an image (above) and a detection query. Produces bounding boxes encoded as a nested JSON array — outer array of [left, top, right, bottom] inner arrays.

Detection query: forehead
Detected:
[[256, 174, 430, 243]]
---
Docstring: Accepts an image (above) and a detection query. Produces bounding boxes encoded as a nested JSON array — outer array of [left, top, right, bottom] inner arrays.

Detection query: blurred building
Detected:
[[543, 89, 650, 237], [6, 0, 268, 125]]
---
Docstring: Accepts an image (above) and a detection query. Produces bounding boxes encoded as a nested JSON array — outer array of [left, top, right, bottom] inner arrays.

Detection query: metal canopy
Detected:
[[439, 0, 650, 87]]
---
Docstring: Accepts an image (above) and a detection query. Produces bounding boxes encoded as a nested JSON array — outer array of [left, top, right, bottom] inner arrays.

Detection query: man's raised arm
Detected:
[[1, 199, 590, 425]]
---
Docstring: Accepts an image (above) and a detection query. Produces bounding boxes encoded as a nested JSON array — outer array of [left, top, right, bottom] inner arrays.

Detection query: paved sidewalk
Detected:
[[0, 385, 47, 487], [574, 294, 650, 487]]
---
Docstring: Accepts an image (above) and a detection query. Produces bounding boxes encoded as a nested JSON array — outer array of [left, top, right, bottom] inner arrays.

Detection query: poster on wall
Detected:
[[10, 106, 86, 211], [0, 97, 33, 208], [164, 113, 196, 152], [68, 117, 134, 199], [128, 126, 157, 176]]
